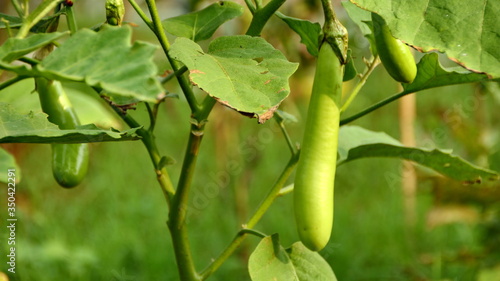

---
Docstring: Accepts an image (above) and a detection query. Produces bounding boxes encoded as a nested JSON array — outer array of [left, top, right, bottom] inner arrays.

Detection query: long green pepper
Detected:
[[294, 41, 344, 251]]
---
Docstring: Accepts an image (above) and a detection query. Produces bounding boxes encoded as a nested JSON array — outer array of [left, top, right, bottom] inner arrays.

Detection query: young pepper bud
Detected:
[[106, 0, 125, 26]]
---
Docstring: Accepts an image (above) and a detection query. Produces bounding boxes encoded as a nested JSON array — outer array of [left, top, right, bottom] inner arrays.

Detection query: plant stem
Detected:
[[277, 183, 294, 197], [246, 153, 299, 227], [168, 125, 203, 281], [273, 113, 297, 155], [127, 0, 154, 30], [340, 90, 412, 125], [244, 0, 256, 14], [11, 0, 25, 18], [64, 3, 78, 35], [16, 0, 61, 39], [199, 153, 299, 280], [254, 0, 263, 9], [0, 76, 27, 91], [321, 0, 337, 28], [320, 0, 348, 64], [246, 0, 286, 36], [143, 0, 170, 49], [144, 0, 201, 114], [168, 97, 215, 281], [161, 65, 188, 85], [112, 107, 175, 205], [18, 57, 40, 65], [22, 0, 29, 18], [144, 103, 160, 133], [340, 56, 379, 113], [239, 228, 267, 238]]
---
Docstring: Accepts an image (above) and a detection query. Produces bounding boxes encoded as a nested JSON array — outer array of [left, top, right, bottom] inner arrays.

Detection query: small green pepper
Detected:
[[36, 78, 89, 188]]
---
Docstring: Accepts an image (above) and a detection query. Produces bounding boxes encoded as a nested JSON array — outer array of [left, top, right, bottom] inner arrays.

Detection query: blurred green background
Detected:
[[1, 0, 500, 280]]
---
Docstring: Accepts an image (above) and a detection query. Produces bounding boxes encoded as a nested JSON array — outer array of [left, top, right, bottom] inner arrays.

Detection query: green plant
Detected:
[[0, 0, 499, 280]]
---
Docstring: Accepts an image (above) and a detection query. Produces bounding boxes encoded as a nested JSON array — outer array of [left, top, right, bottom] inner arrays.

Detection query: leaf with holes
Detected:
[[170, 36, 299, 123]]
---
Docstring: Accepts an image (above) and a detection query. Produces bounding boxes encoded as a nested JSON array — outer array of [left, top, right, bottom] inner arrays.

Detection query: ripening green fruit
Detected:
[[372, 13, 417, 83], [36, 78, 89, 188], [52, 142, 89, 188], [294, 42, 343, 251]]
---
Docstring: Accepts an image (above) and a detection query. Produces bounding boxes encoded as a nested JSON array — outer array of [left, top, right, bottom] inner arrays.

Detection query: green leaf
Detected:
[[275, 110, 298, 124], [350, 0, 500, 78], [162, 1, 243, 42], [404, 53, 492, 93], [248, 234, 299, 281], [286, 242, 338, 281], [0, 32, 66, 63], [489, 142, 500, 173], [0, 147, 21, 183], [343, 50, 357, 81], [278, 14, 321, 57], [35, 25, 163, 104], [338, 125, 499, 184], [342, 2, 372, 36], [170, 36, 299, 123], [0, 11, 67, 33], [0, 13, 23, 28], [158, 155, 176, 169], [249, 235, 337, 281], [342, 1, 376, 54], [0, 103, 140, 143]]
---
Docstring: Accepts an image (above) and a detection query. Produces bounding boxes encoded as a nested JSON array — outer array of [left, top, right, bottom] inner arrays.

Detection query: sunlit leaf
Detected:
[[0, 103, 140, 143], [163, 1, 243, 42], [338, 125, 499, 183], [350, 0, 500, 77], [170, 36, 299, 123], [36, 26, 163, 104]]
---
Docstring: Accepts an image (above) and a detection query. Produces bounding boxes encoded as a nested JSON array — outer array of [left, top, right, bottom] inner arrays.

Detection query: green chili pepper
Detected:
[[294, 42, 343, 251], [372, 13, 417, 83], [36, 78, 89, 188]]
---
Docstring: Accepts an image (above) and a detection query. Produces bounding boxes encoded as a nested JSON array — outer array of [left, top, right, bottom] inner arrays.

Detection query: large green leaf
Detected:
[[170, 36, 299, 123], [248, 235, 336, 281], [35, 26, 163, 104], [350, 0, 500, 78], [338, 126, 499, 184], [0, 103, 140, 143], [0, 147, 21, 183], [404, 53, 493, 93], [162, 1, 243, 42]]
